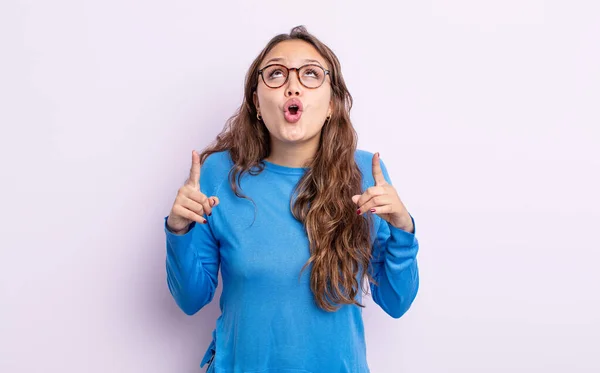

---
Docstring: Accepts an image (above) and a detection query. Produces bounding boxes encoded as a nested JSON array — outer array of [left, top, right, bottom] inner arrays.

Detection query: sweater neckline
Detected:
[[262, 159, 308, 175]]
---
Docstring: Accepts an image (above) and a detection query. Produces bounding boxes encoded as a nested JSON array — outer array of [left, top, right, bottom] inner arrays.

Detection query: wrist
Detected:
[[390, 213, 414, 233], [167, 223, 190, 235]]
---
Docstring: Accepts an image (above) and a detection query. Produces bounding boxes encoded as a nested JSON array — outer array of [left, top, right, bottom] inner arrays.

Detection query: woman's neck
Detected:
[[265, 141, 318, 168]]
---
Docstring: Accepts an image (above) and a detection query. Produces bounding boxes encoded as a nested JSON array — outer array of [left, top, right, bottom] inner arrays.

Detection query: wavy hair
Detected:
[[198, 25, 377, 312]]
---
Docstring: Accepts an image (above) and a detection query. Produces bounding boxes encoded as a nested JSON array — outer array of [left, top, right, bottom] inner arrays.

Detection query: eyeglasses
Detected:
[[258, 63, 330, 89]]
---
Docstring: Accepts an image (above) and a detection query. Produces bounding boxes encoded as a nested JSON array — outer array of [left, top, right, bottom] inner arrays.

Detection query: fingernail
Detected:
[[208, 212, 212, 216], [356, 209, 361, 215], [203, 220, 208, 224], [370, 208, 376, 213]]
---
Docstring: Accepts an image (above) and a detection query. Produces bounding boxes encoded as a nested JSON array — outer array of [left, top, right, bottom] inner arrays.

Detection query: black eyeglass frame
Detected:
[[257, 63, 331, 89]]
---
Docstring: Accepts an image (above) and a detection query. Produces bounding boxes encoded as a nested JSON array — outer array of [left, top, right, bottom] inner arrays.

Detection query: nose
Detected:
[[285, 68, 302, 97]]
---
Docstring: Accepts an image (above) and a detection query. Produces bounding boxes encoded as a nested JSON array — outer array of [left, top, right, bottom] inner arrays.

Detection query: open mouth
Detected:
[[283, 99, 303, 123], [288, 105, 299, 115]]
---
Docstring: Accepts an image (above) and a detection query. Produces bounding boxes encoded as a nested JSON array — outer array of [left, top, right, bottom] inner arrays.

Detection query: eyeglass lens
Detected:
[[262, 65, 325, 88]]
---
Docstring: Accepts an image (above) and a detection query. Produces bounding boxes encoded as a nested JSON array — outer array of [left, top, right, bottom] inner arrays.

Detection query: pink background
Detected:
[[2, 1, 599, 372]]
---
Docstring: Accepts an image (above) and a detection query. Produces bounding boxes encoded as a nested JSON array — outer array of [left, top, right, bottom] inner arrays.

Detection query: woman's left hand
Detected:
[[352, 152, 414, 233]]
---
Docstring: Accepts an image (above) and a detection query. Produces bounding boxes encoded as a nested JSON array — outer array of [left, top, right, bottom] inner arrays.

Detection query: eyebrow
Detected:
[[262, 57, 325, 68]]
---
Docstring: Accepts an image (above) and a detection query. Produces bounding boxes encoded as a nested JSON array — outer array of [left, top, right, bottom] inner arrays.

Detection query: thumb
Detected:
[[186, 150, 201, 188]]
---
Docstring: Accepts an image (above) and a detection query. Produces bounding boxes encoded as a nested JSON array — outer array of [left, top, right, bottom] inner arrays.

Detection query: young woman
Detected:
[[164, 25, 419, 373]]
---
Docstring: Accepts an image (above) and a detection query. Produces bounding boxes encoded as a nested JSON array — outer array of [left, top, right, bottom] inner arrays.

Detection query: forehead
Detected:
[[262, 39, 328, 68]]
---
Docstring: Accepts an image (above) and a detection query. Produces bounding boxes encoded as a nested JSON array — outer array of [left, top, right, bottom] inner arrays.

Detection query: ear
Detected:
[[328, 100, 333, 117]]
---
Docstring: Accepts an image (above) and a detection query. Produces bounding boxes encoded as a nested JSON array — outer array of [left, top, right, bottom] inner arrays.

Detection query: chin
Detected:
[[281, 129, 323, 144], [279, 133, 307, 143], [267, 117, 322, 142]]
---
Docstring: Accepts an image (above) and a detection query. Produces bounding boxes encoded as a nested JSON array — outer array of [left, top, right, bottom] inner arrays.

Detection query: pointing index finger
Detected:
[[187, 150, 201, 188], [372, 152, 386, 186]]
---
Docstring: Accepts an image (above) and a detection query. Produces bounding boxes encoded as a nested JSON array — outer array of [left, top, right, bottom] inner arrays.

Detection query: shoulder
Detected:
[[199, 150, 233, 196], [354, 148, 386, 175], [354, 148, 376, 168], [201, 149, 233, 171], [354, 149, 374, 189]]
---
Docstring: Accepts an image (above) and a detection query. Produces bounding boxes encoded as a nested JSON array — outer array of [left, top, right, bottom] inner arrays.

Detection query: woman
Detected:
[[164, 25, 419, 373]]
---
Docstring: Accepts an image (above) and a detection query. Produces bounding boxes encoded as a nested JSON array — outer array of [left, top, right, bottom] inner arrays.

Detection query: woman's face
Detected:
[[253, 39, 332, 146]]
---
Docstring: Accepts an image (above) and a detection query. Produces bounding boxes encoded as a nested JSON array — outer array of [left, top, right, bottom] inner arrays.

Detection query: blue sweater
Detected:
[[164, 149, 419, 373]]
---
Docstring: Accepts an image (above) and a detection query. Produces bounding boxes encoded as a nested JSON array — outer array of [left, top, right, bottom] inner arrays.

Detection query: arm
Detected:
[[164, 213, 220, 316], [368, 158, 420, 319], [369, 215, 419, 319]]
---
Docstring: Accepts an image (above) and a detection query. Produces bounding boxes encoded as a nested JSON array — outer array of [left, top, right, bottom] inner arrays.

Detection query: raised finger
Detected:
[[186, 150, 201, 188], [372, 152, 386, 186]]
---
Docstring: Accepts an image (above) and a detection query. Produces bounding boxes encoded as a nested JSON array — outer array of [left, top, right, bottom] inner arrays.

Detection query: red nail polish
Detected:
[[370, 208, 376, 213], [356, 209, 361, 215]]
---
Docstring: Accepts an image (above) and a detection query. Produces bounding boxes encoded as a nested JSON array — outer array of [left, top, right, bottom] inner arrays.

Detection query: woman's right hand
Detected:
[[166, 150, 220, 233]]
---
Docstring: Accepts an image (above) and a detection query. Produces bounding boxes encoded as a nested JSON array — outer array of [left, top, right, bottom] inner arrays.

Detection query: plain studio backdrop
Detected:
[[1, 1, 599, 372]]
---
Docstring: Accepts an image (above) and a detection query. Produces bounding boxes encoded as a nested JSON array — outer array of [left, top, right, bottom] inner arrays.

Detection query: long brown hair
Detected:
[[198, 25, 377, 312]]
